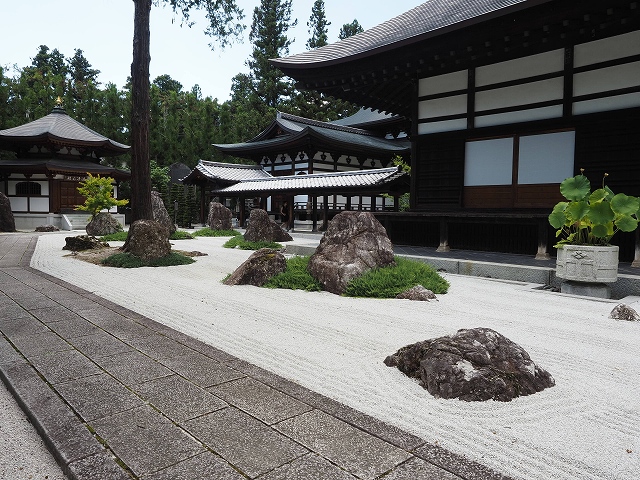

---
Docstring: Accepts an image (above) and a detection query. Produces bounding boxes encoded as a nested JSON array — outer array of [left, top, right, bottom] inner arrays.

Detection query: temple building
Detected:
[[272, 0, 640, 262], [0, 103, 130, 230]]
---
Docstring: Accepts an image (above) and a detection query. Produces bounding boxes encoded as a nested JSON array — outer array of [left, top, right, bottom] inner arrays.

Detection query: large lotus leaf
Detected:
[[615, 214, 639, 232], [611, 193, 640, 216], [591, 222, 613, 239], [588, 201, 615, 224], [560, 175, 590, 201], [589, 188, 608, 204], [565, 201, 589, 222], [548, 202, 569, 228]]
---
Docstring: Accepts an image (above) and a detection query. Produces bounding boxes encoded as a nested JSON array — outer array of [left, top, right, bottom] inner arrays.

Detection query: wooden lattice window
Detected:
[[15, 181, 42, 196]]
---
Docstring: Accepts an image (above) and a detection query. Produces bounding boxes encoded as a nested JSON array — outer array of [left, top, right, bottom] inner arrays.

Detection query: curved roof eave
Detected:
[[271, 0, 552, 70]]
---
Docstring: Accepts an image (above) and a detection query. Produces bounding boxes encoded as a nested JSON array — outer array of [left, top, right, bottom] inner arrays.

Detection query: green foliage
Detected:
[[192, 228, 241, 237], [338, 19, 364, 39], [263, 256, 322, 291], [76, 173, 129, 218], [306, 0, 330, 50], [150, 160, 170, 191], [223, 236, 282, 250], [101, 252, 195, 268], [549, 172, 640, 247], [342, 256, 449, 298], [100, 231, 129, 242], [170, 230, 195, 240]]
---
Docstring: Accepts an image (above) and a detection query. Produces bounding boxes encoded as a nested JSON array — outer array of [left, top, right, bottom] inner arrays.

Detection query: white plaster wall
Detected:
[[418, 70, 467, 96], [418, 118, 467, 135], [573, 61, 640, 97], [418, 94, 467, 119], [573, 92, 640, 116], [29, 198, 50, 212], [9, 197, 28, 211], [517, 131, 575, 185], [475, 105, 563, 128], [464, 137, 514, 186], [475, 49, 564, 87], [574, 30, 640, 67], [475, 77, 563, 112]]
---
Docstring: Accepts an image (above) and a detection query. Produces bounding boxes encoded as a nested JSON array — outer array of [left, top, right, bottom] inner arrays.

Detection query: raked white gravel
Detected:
[[32, 233, 640, 480]]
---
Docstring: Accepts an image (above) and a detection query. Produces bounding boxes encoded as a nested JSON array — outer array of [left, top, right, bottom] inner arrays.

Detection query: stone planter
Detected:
[[556, 244, 619, 283]]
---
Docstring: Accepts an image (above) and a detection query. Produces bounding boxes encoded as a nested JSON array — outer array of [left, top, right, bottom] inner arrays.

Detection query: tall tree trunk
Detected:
[[130, 0, 153, 221]]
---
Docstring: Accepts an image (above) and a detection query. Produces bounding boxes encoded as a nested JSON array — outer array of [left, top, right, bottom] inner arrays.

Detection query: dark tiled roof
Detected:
[[329, 108, 400, 128], [273, 0, 538, 67], [214, 167, 407, 194], [0, 158, 130, 180], [0, 106, 130, 155], [180, 160, 272, 184]]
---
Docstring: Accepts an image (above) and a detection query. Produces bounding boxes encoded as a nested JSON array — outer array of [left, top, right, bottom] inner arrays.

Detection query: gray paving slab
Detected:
[[124, 332, 196, 361], [54, 373, 145, 421], [30, 349, 103, 384], [0, 315, 50, 338], [414, 443, 511, 480], [160, 350, 245, 388], [133, 374, 227, 423], [9, 330, 72, 358], [183, 406, 308, 478], [91, 404, 206, 476], [29, 305, 86, 324], [275, 409, 412, 480], [144, 451, 245, 480], [258, 453, 357, 480], [377, 456, 461, 480], [67, 451, 133, 480], [45, 315, 101, 338], [93, 349, 173, 386], [0, 335, 23, 366], [69, 329, 134, 358], [209, 376, 313, 425]]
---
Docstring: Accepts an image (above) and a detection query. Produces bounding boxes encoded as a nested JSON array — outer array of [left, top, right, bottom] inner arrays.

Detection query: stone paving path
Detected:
[[0, 233, 512, 480]]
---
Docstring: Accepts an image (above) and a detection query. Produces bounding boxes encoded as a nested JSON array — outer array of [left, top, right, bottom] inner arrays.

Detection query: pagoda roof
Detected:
[[0, 106, 130, 157], [180, 160, 272, 185], [214, 166, 408, 196], [0, 158, 130, 180], [214, 111, 409, 159]]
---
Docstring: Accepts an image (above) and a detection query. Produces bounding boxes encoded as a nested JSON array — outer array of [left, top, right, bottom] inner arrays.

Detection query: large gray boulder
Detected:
[[86, 212, 123, 236], [208, 202, 233, 230], [609, 304, 640, 321], [151, 190, 175, 236], [223, 248, 286, 286], [121, 219, 171, 262], [244, 208, 292, 243], [0, 192, 16, 232], [308, 211, 395, 295], [384, 327, 555, 402]]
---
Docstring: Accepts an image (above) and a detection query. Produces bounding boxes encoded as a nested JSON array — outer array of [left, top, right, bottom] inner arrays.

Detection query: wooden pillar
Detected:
[[370, 195, 376, 211], [346, 196, 352, 211], [436, 218, 450, 252], [322, 195, 329, 231], [239, 195, 246, 228], [535, 219, 551, 260], [632, 229, 640, 268], [312, 195, 318, 232]]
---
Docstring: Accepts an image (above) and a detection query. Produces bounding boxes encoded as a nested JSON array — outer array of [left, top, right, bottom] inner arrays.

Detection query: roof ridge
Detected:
[[278, 111, 376, 137], [235, 166, 401, 183], [199, 160, 264, 170]]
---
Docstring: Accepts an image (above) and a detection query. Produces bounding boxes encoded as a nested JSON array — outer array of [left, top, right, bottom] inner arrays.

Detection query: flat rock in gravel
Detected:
[[384, 327, 555, 402]]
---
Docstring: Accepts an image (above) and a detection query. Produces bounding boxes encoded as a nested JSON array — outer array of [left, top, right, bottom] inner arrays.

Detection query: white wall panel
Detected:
[[475, 105, 563, 128], [574, 31, 640, 68], [573, 61, 640, 97], [475, 49, 564, 87], [418, 119, 467, 135], [9, 197, 27, 211], [29, 198, 50, 212], [418, 94, 467, 119], [518, 131, 575, 185], [476, 78, 563, 112], [418, 70, 467, 96], [573, 92, 640, 115], [464, 138, 514, 186]]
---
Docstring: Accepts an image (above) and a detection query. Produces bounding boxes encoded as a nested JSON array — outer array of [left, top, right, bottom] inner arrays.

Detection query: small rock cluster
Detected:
[[63, 235, 109, 251], [35, 225, 59, 232], [609, 304, 640, 321], [385, 327, 555, 402]]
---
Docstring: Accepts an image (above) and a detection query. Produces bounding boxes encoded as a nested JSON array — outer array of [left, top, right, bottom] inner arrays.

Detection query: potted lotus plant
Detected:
[[548, 170, 639, 283]]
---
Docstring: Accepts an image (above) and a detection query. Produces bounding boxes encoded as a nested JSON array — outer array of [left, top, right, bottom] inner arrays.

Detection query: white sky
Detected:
[[1, 0, 420, 101]]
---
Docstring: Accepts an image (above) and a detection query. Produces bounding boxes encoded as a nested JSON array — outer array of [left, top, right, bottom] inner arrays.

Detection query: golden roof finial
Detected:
[[56, 96, 63, 107]]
